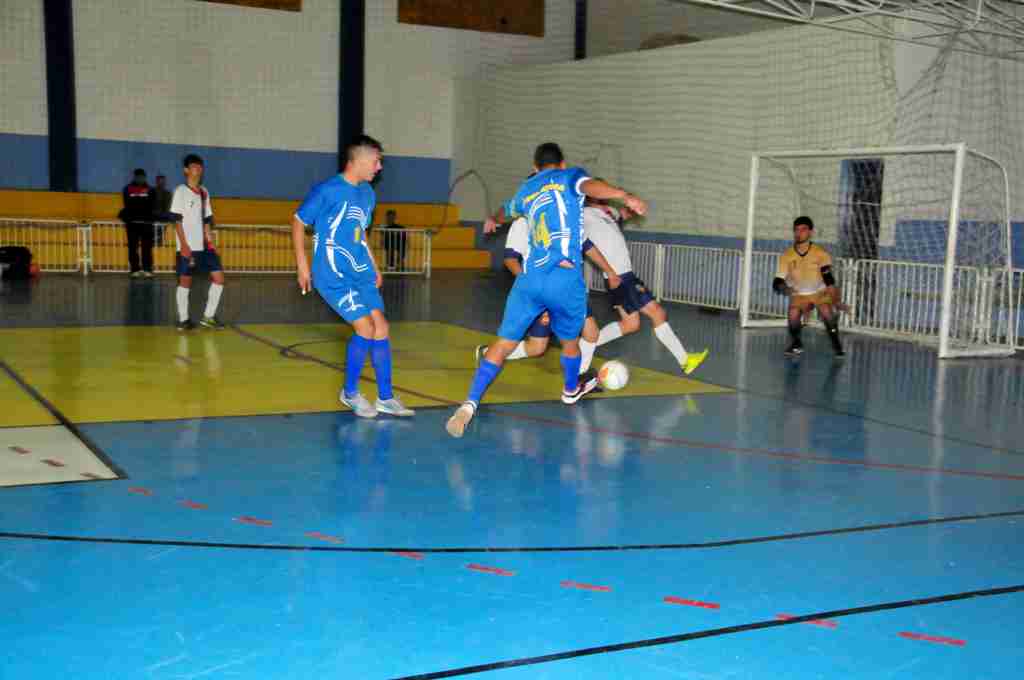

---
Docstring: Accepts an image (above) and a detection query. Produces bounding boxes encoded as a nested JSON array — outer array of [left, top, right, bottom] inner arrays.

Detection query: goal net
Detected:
[[739, 144, 1015, 358]]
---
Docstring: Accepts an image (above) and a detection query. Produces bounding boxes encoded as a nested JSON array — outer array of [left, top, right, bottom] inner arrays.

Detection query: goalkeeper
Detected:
[[772, 216, 846, 357]]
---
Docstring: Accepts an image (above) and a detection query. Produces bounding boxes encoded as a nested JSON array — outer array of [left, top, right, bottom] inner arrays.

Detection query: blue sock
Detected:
[[370, 338, 394, 400], [468, 359, 502, 405], [344, 335, 372, 397], [561, 354, 581, 392]]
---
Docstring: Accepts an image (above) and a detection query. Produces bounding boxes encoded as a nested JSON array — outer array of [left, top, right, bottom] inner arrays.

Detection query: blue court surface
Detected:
[[1, 272, 1023, 679]]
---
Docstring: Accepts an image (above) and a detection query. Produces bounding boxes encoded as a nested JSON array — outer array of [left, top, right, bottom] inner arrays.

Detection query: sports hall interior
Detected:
[[2, 1, 1023, 679]]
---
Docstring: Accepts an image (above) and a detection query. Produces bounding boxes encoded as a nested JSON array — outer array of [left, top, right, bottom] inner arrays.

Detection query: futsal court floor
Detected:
[[1, 271, 1023, 679]]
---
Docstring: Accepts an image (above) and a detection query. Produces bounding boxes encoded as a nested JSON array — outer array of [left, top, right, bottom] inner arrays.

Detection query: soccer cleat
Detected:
[[446, 401, 477, 438], [130, 270, 144, 278], [682, 349, 709, 375], [834, 348, 846, 358], [176, 319, 195, 332], [199, 316, 226, 330], [376, 397, 415, 417], [474, 345, 488, 366], [784, 342, 804, 357], [561, 376, 600, 405], [142, 271, 154, 278], [341, 391, 378, 418]]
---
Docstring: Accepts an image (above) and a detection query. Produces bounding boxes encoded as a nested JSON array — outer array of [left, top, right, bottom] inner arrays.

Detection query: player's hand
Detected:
[[483, 217, 499, 234], [375, 269, 383, 289], [623, 194, 648, 216], [607, 273, 622, 290], [181, 244, 193, 259], [835, 301, 851, 314], [297, 265, 311, 296]]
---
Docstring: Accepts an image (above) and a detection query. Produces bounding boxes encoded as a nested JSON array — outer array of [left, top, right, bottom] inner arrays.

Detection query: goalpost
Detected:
[[739, 143, 1015, 358]]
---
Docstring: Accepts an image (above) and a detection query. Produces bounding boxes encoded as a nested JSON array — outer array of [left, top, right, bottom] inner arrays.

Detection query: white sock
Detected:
[[507, 341, 529, 361], [654, 322, 688, 364], [204, 283, 224, 318], [579, 338, 597, 374], [597, 322, 622, 347], [176, 286, 190, 322]]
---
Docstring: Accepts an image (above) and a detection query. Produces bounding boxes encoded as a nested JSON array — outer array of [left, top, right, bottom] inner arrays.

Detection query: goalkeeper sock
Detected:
[[824, 318, 844, 354], [787, 318, 803, 346]]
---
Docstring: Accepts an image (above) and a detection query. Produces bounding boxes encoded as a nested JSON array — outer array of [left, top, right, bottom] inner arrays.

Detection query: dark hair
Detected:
[[533, 142, 564, 168], [345, 134, 383, 162], [793, 215, 814, 230], [133, 168, 146, 177], [183, 154, 204, 168]]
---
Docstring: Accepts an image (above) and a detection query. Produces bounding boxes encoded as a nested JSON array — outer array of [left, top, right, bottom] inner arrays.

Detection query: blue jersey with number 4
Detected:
[[296, 175, 376, 284], [503, 167, 590, 274]]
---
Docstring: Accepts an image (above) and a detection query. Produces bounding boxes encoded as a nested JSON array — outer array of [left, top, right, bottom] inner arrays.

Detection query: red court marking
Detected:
[[393, 551, 425, 560], [128, 487, 153, 496], [899, 631, 966, 647], [776, 613, 839, 629], [664, 596, 720, 610], [9, 446, 30, 455], [561, 580, 611, 593], [41, 459, 65, 467], [179, 500, 208, 510], [305, 531, 343, 544], [235, 516, 273, 527], [80, 472, 103, 480], [467, 563, 516, 577]]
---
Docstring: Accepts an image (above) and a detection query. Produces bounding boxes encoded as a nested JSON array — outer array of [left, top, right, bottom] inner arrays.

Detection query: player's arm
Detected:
[[583, 240, 622, 289], [364, 238, 383, 288], [579, 178, 647, 216], [290, 215, 312, 294], [820, 263, 850, 311], [167, 189, 190, 258], [772, 256, 791, 296]]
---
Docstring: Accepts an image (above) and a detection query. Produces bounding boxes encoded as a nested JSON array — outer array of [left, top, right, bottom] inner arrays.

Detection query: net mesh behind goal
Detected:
[[741, 145, 1014, 357]]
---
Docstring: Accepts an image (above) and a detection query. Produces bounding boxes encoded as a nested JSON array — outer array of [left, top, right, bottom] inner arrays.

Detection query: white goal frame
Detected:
[[739, 143, 1015, 359]]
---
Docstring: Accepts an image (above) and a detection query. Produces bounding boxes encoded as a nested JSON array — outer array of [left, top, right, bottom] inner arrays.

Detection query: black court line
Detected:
[[0, 361, 128, 479], [232, 326, 1024, 482], [2, 507, 1021, 553], [391, 583, 1024, 679]]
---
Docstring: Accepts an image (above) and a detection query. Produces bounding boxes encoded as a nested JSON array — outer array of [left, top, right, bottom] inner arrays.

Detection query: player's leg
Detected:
[[545, 269, 599, 404], [199, 252, 226, 329], [448, 278, 540, 437], [342, 312, 379, 417], [815, 299, 845, 356], [578, 314, 600, 375], [786, 298, 808, 356], [639, 300, 709, 375], [140, 223, 154, 274], [360, 287, 415, 417], [476, 312, 551, 365], [127, 223, 142, 275], [175, 253, 194, 330]]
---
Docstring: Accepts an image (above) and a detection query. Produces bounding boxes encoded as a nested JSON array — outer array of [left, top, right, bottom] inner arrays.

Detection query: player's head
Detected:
[[793, 215, 814, 244], [533, 142, 566, 171], [344, 134, 384, 183], [183, 154, 204, 183], [132, 168, 147, 184]]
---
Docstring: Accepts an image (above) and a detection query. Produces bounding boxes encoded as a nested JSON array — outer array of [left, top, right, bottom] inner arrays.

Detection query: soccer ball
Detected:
[[598, 360, 630, 391]]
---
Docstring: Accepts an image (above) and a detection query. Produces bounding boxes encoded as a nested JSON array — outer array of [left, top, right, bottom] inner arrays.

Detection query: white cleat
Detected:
[[376, 397, 415, 417], [561, 376, 600, 404], [446, 401, 477, 438], [340, 391, 378, 418]]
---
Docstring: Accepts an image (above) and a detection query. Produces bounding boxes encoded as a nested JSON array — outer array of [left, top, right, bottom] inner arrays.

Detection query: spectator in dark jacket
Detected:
[[152, 174, 173, 246], [121, 168, 156, 277]]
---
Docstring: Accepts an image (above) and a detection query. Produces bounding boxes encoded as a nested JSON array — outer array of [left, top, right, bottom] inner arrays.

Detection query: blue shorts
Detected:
[[316, 277, 383, 324], [525, 300, 594, 338], [176, 249, 223, 276], [498, 267, 587, 342], [609, 271, 655, 314]]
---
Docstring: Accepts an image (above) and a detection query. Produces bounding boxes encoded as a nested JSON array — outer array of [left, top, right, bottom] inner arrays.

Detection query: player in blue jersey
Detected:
[[291, 135, 414, 419], [446, 142, 646, 438]]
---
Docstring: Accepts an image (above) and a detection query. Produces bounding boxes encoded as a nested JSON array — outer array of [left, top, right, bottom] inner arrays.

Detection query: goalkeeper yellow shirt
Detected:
[[776, 243, 833, 295]]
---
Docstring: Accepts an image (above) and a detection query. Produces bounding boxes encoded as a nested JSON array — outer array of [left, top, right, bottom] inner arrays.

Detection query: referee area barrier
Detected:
[[0, 218, 431, 278], [585, 240, 1023, 351]]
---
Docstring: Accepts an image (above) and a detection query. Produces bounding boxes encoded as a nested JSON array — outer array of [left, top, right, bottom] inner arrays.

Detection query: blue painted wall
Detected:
[[0, 133, 49, 190], [1, 134, 452, 203]]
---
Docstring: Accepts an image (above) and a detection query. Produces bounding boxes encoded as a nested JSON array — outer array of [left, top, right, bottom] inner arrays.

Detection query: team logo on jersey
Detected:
[[338, 289, 364, 313]]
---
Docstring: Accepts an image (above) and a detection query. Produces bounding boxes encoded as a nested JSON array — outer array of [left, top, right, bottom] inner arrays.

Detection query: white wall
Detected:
[[0, 0, 47, 136], [476, 24, 896, 238], [74, 0, 339, 152], [365, 0, 577, 218]]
